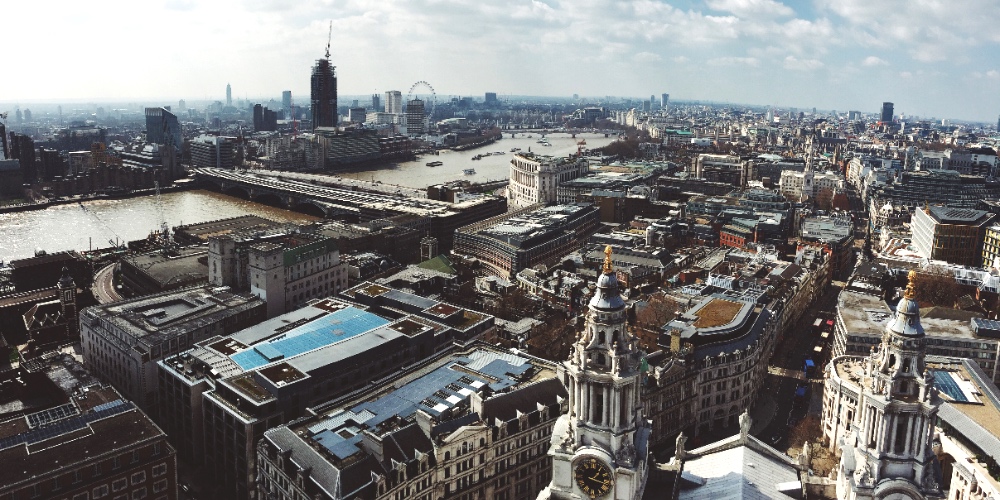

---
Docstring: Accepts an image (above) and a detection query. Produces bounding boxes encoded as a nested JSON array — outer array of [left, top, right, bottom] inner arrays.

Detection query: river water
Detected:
[[0, 132, 618, 262], [337, 132, 616, 187], [0, 191, 318, 262]]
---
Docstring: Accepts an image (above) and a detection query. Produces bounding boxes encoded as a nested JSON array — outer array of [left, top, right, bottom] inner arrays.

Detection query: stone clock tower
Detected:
[[539, 246, 650, 500]]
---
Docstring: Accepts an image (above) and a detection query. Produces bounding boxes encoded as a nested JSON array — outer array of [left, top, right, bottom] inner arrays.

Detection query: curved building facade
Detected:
[[508, 153, 589, 209]]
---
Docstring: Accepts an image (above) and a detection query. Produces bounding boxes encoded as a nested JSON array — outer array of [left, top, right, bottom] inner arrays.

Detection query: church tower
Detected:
[[802, 133, 815, 202], [57, 266, 79, 338], [836, 270, 943, 500], [539, 246, 650, 500]]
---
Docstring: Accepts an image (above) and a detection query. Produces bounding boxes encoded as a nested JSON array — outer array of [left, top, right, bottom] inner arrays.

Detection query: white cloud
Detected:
[[862, 56, 888, 66], [708, 56, 760, 67], [673, 56, 690, 63], [988, 70, 1000, 79], [632, 52, 662, 63], [705, 0, 794, 18], [900, 71, 914, 79], [783, 56, 824, 71]]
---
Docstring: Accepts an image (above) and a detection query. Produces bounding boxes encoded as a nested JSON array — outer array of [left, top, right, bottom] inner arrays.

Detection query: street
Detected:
[[752, 278, 844, 448]]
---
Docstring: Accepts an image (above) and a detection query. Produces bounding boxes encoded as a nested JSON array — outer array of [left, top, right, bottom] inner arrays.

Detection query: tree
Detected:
[[527, 314, 576, 362], [911, 268, 962, 307], [634, 293, 680, 351]]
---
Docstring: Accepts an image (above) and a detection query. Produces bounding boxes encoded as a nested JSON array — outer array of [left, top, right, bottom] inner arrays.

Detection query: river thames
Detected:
[[0, 132, 617, 262]]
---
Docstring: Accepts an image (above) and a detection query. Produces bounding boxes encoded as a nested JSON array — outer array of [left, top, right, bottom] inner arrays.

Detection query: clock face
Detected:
[[574, 458, 613, 499]]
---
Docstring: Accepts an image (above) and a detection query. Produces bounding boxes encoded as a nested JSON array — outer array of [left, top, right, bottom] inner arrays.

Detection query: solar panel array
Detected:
[[26, 403, 80, 429], [0, 399, 133, 452]]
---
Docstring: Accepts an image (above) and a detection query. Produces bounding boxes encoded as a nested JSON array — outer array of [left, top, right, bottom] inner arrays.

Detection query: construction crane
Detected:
[[325, 20, 332, 59]]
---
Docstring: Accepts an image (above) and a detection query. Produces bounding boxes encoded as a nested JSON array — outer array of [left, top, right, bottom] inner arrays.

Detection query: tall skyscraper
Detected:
[[310, 53, 338, 129], [485, 92, 498, 105], [10, 133, 37, 184], [226, 83, 232, 107], [880, 101, 894, 123], [145, 107, 182, 149], [282, 90, 292, 116], [405, 99, 425, 136], [371, 93, 380, 112], [384, 90, 402, 114], [253, 104, 263, 131], [0, 124, 7, 160], [650, 94, 657, 109]]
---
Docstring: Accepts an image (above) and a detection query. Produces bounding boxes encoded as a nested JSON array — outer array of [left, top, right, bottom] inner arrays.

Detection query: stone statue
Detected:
[[854, 459, 872, 486], [616, 441, 636, 468], [739, 410, 752, 438], [675, 432, 687, 462], [922, 466, 939, 491]]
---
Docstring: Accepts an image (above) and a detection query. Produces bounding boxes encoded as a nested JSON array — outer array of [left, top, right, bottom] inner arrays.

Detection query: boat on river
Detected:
[[463, 168, 476, 175]]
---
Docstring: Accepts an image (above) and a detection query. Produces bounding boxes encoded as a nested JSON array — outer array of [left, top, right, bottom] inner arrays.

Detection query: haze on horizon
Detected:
[[5, 0, 1000, 123]]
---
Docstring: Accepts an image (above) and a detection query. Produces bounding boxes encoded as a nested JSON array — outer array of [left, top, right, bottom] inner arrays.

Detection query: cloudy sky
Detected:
[[6, 0, 1000, 122]]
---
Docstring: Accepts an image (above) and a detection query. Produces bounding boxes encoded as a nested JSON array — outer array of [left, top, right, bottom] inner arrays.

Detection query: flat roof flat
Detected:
[[230, 306, 390, 370]]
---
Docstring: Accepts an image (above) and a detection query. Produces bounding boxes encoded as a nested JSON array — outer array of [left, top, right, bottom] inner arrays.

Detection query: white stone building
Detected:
[[508, 152, 589, 209]]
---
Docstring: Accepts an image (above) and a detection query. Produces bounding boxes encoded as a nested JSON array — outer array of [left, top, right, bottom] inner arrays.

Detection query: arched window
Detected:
[[597, 353, 606, 365], [598, 331, 606, 344], [902, 357, 911, 373], [612, 331, 620, 344]]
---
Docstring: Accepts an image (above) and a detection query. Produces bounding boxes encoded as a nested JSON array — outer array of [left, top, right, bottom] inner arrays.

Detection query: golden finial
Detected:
[[904, 269, 918, 299], [603, 245, 613, 274]]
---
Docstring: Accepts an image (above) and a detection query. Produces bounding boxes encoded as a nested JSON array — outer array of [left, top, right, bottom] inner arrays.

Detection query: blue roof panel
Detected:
[[931, 370, 968, 402], [231, 307, 390, 370]]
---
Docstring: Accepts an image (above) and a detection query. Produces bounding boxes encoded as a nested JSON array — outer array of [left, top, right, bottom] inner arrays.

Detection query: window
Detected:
[[131, 471, 146, 485], [73, 493, 90, 500], [151, 464, 167, 478], [131, 488, 146, 500], [93, 485, 109, 499], [112, 478, 128, 492], [152, 479, 168, 494], [112, 457, 121, 470]]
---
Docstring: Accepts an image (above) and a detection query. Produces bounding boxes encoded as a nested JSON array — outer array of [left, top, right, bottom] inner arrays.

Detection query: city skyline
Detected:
[[5, 0, 1000, 122]]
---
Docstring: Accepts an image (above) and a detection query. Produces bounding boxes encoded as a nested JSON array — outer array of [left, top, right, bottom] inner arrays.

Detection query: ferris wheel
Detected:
[[406, 80, 436, 118]]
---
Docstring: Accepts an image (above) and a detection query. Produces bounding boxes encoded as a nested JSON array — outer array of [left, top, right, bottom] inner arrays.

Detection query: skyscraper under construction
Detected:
[[311, 55, 337, 129]]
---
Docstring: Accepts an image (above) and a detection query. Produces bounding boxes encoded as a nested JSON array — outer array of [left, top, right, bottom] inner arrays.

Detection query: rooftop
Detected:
[[83, 286, 265, 346], [229, 305, 390, 370], [0, 386, 168, 488], [288, 346, 556, 463], [926, 206, 993, 225]]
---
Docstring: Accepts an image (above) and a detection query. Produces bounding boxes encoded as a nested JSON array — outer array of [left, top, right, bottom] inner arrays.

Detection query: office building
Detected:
[[348, 106, 366, 123], [832, 272, 1000, 384], [0, 385, 178, 500], [189, 134, 236, 169], [159, 293, 496, 499], [406, 98, 425, 136], [0, 123, 7, 159], [226, 83, 232, 106], [661, 93, 669, 109], [485, 91, 498, 105], [245, 232, 347, 317], [799, 215, 854, 278], [453, 203, 600, 278], [384, 90, 403, 115], [145, 107, 182, 150], [982, 224, 1000, 270], [311, 57, 338, 129], [79, 286, 266, 410], [911, 206, 995, 267], [9, 132, 37, 184], [880, 101, 894, 123], [508, 152, 590, 209], [282, 90, 292, 114], [257, 343, 561, 500], [370, 93, 380, 112]]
